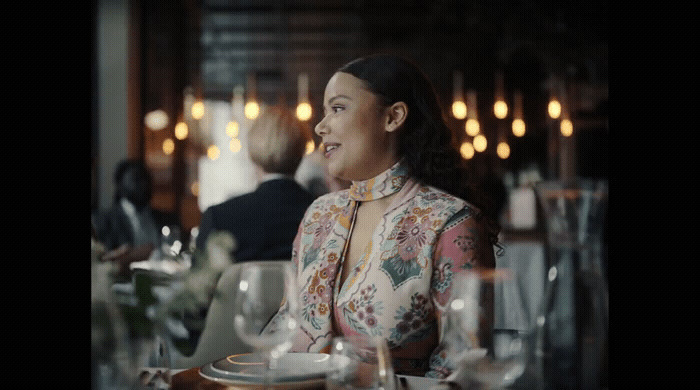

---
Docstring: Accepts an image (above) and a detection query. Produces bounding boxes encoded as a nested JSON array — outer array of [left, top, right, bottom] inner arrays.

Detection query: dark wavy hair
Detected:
[[338, 54, 501, 248]]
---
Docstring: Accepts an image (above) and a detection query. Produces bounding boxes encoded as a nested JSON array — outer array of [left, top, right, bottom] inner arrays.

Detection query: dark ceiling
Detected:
[[196, 0, 607, 108]]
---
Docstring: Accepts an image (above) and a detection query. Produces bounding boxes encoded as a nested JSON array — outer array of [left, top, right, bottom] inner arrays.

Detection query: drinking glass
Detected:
[[160, 225, 182, 259], [232, 262, 299, 387], [533, 179, 608, 390], [326, 334, 396, 390], [444, 269, 529, 389]]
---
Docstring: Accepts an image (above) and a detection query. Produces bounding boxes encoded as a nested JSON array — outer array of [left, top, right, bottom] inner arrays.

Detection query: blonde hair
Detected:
[[247, 105, 311, 175]]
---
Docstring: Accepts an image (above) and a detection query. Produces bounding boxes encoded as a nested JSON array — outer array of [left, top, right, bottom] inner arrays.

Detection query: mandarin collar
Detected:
[[348, 160, 409, 201]]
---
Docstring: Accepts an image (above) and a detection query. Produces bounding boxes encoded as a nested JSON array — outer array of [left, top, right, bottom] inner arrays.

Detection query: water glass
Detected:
[[326, 334, 396, 390]]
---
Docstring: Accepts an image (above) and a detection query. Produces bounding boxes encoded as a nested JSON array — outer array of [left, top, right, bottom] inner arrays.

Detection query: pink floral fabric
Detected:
[[286, 161, 495, 377]]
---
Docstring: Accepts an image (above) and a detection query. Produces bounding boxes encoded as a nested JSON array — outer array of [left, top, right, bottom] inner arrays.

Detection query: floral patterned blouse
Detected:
[[284, 161, 495, 378]]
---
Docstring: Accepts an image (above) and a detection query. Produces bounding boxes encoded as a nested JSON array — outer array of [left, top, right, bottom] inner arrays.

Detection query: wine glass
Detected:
[[445, 269, 529, 389], [232, 261, 299, 386], [326, 334, 396, 390], [159, 225, 182, 259]]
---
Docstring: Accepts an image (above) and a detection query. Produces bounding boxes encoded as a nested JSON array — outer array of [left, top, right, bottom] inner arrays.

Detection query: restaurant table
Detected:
[[139, 366, 444, 390]]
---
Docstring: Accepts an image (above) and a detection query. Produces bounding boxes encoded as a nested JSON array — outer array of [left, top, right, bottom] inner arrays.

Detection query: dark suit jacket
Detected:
[[94, 202, 180, 250], [196, 178, 316, 262]]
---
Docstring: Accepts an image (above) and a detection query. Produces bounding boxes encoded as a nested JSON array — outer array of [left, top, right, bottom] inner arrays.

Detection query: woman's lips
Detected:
[[323, 142, 340, 158]]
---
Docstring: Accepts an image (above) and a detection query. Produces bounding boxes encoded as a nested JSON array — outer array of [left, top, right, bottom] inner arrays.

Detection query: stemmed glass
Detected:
[[444, 269, 529, 389], [232, 261, 299, 387], [326, 334, 396, 390]]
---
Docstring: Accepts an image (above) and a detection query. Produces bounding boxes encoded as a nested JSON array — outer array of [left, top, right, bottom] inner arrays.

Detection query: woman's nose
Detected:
[[315, 116, 328, 136]]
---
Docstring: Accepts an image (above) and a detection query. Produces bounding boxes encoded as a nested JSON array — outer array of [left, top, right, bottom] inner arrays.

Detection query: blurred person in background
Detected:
[[196, 104, 316, 262], [93, 159, 180, 277], [273, 54, 499, 378]]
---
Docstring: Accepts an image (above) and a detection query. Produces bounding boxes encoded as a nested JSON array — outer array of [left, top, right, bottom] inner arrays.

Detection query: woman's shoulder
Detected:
[[410, 183, 483, 223], [305, 189, 351, 212]]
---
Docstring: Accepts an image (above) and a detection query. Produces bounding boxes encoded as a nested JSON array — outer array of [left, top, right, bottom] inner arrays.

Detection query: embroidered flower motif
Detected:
[[453, 234, 475, 252], [389, 292, 433, 343], [432, 261, 453, 293]]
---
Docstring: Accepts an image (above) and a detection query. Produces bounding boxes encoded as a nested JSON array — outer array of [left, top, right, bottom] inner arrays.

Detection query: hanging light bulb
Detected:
[[229, 138, 242, 153], [560, 119, 573, 137], [465, 90, 480, 136], [190, 181, 199, 196], [162, 138, 175, 155], [207, 145, 220, 160], [512, 91, 526, 137], [548, 99, 561, 119], [226, 121, 239, 138], [296, 73, 313, 121], [245, 73, 259, 120], [175, 121, 188, 140], [145, 109, 169, 131], [460, 141, 475, 159], [547, 76, 562, 119], [191, 101, 204, 120], [473, 134, 487, 152], [452, 70, 467, 119], [493, 72, 508, 119], [497, 141, 511, 159]]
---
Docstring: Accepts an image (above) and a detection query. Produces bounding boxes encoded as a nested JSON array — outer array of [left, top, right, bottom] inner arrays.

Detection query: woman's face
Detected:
[[315, 72, 399, 181]]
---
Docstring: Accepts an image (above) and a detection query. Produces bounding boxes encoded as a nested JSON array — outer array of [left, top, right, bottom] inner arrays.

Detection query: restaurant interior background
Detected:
[[92, 0, 607, 240]]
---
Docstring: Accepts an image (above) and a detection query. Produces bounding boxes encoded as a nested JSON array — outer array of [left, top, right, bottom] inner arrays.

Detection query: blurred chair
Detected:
[[172, 260, 288, 369]]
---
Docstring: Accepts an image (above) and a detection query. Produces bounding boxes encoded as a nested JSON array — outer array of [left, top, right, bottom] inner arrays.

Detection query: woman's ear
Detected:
[[384, 101, 408, 133]]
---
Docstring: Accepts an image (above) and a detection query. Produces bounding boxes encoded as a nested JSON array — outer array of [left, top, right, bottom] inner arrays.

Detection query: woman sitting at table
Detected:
[[277, 54, 499, 378]]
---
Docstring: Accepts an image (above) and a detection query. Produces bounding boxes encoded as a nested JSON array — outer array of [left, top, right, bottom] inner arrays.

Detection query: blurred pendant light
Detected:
[[512, 90, 526, 137], [465, 90, 480, 136], [162, 138, 175, 155], [451, 70, 467, 119], [493, 71, 508, 119], [460, 141, 475, 159], [473, 134, 487, 152], [191, 101, 204, 120], [226, 121, 239, 138], [244, 73, 260, 120], [207, 145, 220, 160], [496, 124, 510, 159], [296, 73, 312, 121], [145, 109, 169, 131], [174, 121, 188, 140], [557, 83, 573, 137], [547, 76, 562, 119]]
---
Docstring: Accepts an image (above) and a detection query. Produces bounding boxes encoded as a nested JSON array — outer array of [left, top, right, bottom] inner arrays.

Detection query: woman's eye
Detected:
[[331, 106, 343, 113]]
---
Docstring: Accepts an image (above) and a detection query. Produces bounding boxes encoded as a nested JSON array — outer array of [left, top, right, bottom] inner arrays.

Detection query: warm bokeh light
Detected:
[[494, 100, 508, 119], [512, 118, 526, 137], [229, 138, 242, 153], [548, 100, 561, 119], [192, 101, 205, 120], [560, 119, 573, 136], [162, 138, 175, 155], [460, 141, 475, 159], [497, 141, 511, 159], [244, 101, 260, 119], [465, 118, 480, 136], [473, 134, 487, 152], [144, 109, 168, 130], [207, 145, 220, 160], [174, 121, 188, 140], [226, 121, 239, 138], [296, 102, 312, 121], [305, 140, 315, 155], [452, 101, 467, 119], [190, 181, 199, 196]]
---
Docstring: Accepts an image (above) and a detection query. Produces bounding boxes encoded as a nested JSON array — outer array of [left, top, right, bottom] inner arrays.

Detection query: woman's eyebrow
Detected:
[[327, 95, 352, 105]]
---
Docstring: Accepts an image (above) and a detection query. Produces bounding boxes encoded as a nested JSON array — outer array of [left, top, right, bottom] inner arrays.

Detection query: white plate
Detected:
[[200, 352, 332, 388]]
